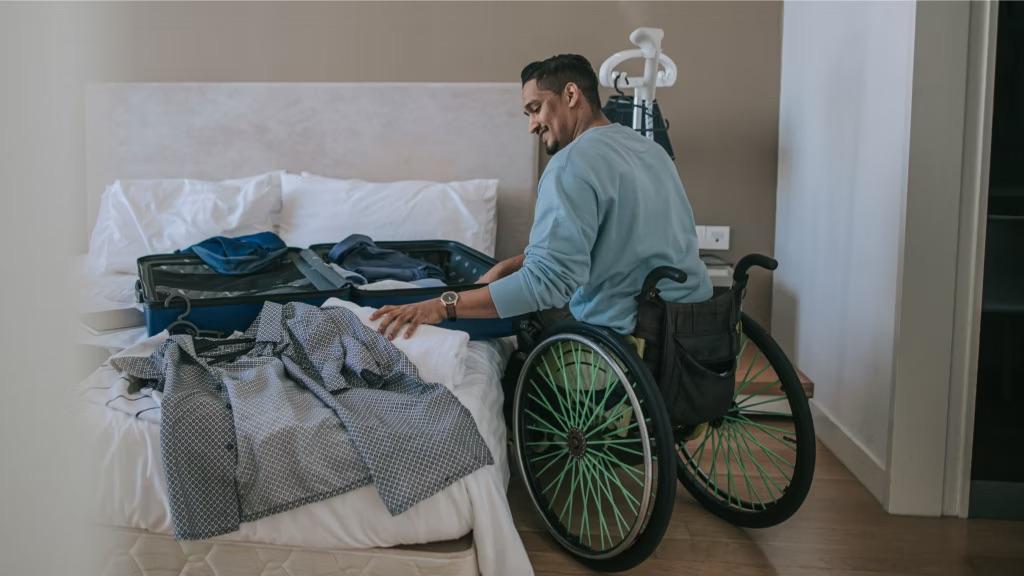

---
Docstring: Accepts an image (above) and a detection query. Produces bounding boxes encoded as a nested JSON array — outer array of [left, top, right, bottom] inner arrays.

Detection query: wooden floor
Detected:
[[509, 440, 1024, 576]]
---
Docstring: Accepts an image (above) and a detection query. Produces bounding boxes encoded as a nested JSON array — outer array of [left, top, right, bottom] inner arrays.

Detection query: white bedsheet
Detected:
[[78, 300, 533, 576], [76, 255, 139, 313]]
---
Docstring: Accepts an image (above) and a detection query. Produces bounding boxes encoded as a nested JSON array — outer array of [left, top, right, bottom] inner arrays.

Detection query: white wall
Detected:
[[776, 0, 975, 514], [773, 1, 917, 499]]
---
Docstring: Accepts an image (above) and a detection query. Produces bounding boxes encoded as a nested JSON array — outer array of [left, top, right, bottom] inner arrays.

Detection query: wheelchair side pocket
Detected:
[[636, 286, 740, 428], [661, 335, 736, 426]]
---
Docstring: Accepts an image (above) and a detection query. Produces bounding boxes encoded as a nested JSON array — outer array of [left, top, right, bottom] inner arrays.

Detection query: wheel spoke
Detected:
[[545, 452, 574, 513], [572, 343, 585, 424], [735, 350, 773, 397], [583, 388, 632, 439], [528, 446, 568, 465], [559, 459, 580, 525], [555, 343, 578, 427], [579, 366, 621, 432], [607, 442, 645, 457], [588, 452, 641, 515], [591, 448, 645, 487], [706, 425, 722, 493], [541, 354, 576, 428], [527, 389, 571, 430], [733, 420, 795, 479], [579, 457, 610, 549], [725, 414, 798, 449], [725, 422, 736, 506], [578, 462, 592, 546], [739, 410, 794, 418], [587, 417, 640, 440], [540, 451, 574, 495], [583, 455, 629, 541], [687, 424, 713, 468], [534, 448, 571, 479], [524, 407, 568, 437], [735, 394, 788, 411], [736, 424, 785, 499], [577, 347, 603, 431], [728, 423, 766, 510]]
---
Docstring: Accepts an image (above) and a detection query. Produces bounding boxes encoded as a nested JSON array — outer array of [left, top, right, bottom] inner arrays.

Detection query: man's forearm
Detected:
[[453, 286, 500, 319], [478, 253, 525, 284], [500, 254, 526, 276]]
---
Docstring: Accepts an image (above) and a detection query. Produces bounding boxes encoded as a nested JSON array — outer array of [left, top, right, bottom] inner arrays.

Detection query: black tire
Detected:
[[513, 321, 676, 572], [676, 312, 815, 528]]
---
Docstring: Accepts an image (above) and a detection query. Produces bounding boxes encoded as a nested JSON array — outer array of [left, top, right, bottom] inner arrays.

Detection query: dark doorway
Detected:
[[969, 0, 1024, 520]]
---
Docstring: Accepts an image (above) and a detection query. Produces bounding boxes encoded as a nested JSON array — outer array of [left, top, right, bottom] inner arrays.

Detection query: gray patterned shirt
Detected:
[[111, 301, 493, 540]]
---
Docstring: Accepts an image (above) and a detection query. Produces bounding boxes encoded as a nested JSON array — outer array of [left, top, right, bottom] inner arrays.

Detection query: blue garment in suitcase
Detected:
[[136, 240, 520, 340], [310, 240, 521, 340]]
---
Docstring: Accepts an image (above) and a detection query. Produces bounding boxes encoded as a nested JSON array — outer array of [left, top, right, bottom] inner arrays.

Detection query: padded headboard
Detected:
[[85, 83, 538, 259]]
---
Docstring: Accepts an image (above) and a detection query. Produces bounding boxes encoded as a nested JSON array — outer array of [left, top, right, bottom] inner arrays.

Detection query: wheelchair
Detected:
[[504, 255, 816, 572]]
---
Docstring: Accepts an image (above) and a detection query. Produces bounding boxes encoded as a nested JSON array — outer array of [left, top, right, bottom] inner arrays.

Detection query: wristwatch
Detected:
[[440, 291, 459, 321]]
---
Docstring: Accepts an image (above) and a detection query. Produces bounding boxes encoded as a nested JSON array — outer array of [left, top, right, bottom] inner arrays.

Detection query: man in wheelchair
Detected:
[[371, 53, 710, 339], [372, 54, 815, 573]]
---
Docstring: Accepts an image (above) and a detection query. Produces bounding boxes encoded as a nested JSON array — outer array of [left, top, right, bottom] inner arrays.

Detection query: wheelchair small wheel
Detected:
[[676, 312, 815, 528], [513, 322, 676, 572]]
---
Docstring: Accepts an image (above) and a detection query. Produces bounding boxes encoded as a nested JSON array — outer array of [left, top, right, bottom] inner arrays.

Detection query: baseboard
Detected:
[[969, 481, 1024, 520], [810, 399, 890, 506]]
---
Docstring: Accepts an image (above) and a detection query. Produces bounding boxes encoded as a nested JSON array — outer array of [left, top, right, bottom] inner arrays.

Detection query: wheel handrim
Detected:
[[677, 331, 802, 512], [514, 334, 656, 559]]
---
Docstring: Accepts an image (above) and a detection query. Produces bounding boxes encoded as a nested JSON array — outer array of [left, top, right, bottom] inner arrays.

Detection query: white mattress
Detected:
[[78, 303, 533, 575], [96, 527, 479, 576]]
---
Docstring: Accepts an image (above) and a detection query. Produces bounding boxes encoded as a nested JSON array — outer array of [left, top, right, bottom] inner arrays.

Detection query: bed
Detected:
[[78, 83, 538, 576]]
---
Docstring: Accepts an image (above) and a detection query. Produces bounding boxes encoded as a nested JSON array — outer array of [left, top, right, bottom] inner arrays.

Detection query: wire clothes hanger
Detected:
[[161, 291, 256, 364]]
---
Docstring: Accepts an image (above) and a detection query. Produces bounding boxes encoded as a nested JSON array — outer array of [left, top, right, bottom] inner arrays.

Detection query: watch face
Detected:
[[441, 291, 458, 305]]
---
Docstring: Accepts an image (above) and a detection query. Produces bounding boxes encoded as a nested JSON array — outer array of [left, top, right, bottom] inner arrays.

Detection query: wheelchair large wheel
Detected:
[[513, 322, 676, 572], [676, 312, 815, 528]]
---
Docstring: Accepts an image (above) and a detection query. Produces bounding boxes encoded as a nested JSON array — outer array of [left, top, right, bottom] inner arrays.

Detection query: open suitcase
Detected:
[[135, 240, 519, 340]]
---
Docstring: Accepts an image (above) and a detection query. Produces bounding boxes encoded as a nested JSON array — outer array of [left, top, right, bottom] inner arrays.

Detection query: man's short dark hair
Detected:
[[521, 54, 602, 111]]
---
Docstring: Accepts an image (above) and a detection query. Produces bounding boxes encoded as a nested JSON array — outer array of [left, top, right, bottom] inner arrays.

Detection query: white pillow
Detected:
[[87, 172, 282, 274], [279, 172, 498, 256]]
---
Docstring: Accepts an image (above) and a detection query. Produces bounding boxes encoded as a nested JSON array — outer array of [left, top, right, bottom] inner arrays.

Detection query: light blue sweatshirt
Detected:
[[488, 122, 712, 334]]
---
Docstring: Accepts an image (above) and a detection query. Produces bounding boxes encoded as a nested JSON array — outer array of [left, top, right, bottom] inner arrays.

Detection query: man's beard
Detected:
[[545, 141, 561, 155]]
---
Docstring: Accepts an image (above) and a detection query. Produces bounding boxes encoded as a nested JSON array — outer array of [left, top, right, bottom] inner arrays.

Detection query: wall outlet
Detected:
[[700, 225, 730, 250]]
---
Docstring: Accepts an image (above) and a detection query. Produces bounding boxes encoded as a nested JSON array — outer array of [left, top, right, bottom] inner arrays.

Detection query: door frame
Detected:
[[942, 0, 999, 518]]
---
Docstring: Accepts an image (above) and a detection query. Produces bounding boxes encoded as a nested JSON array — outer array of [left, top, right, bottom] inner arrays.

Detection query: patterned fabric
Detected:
[[111, 301, 493, 541]]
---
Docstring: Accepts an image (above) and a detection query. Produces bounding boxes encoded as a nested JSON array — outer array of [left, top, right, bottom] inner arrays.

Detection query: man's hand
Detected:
[[369, 299, 447, 340]]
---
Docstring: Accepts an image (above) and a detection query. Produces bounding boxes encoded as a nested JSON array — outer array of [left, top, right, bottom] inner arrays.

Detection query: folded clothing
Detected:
[[327, 234, 444, 283], [179, 231, 287, 275]]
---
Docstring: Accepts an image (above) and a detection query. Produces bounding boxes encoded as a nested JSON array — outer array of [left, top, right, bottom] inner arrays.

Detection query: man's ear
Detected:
[[563, 82, 581, 108]]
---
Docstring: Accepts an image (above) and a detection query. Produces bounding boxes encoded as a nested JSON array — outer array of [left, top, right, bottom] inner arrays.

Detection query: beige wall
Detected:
[[66, 1, 783, 325]]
